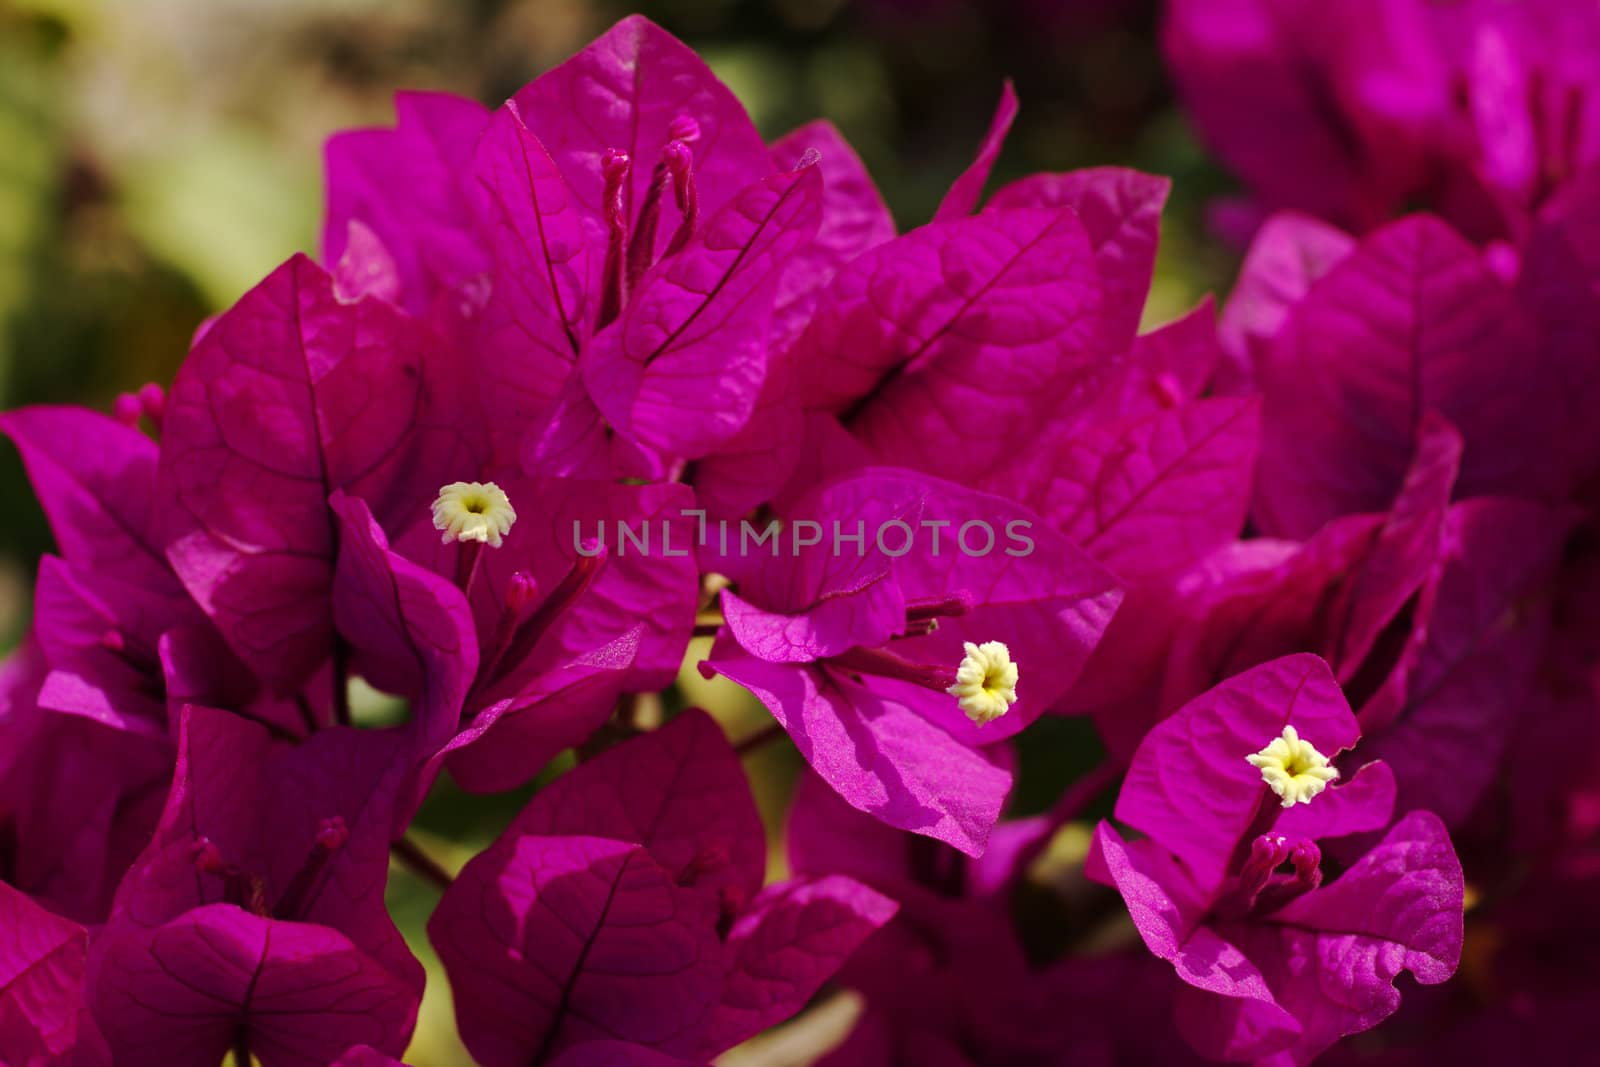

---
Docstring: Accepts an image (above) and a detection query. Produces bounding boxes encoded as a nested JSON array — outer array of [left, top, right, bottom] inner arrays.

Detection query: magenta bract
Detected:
[[6, 7, 1585, 1061], [1090, 655, 1463, 1064]]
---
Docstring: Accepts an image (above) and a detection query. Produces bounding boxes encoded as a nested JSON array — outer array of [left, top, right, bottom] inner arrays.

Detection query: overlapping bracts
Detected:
[[1, 10, 1594, 1064], [1165, 0, 1600, 242]]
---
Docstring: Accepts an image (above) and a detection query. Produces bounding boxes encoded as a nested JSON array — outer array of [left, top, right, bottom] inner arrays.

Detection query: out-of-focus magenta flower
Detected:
[[1092, 461, 1568, 837], [1089, 655, 1463, 1065], [1206, 200, 1593, 836], [427, 710, 895, 1066], [1237, 210, 1600, 538], [1164, 0, 1600, 242]]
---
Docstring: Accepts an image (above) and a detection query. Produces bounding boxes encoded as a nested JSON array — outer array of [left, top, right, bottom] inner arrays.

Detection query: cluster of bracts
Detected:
[[3, 6, 1598, 1065]]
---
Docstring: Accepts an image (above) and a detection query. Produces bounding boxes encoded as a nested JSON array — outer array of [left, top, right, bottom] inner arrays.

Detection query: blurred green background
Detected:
[[0, 1, 1238, 1061]]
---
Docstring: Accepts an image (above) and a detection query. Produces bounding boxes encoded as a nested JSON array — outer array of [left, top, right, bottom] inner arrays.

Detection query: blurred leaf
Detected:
[[0, 39, 62, 398], [1011, 715, 1107, 818], [121, 126, 319, 309], [703, 43, 794, 132], [7, 0, 93, 21]]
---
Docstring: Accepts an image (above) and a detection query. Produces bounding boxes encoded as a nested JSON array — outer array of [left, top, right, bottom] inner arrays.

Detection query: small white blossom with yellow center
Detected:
[[431, 481, 516, 548], [947, 640, 1018, 726], [1246, 725, 1339, 808]]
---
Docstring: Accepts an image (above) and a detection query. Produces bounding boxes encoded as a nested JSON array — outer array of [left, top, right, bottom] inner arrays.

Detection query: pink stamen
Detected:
[[1225, 787, 1289, 876], [114, 382, 167, 434], [1153, 372, 1184, 408], [1220, 834, 1324, 917], [480, 545, 608, 696], [101, 627, 158, 673], [191, 838, 227, 876], [827, 645, 960, 693], [478, 571, 540, 683], [112, 393, 143, 426], [1237, 833, 1292, 897], [274, 816, 349, 921], [1289, 840, 1322, 889], [905, 592, 975, 625], [628, 119, 704, 285], [505, 571, 539, 615], [661, 140, 699, 259], [192, 838, 270, 917], [597, 149, 632, 329], [137, 383, 166, 432], [626, 160, 672, 288], [314, 816, 350, 851]]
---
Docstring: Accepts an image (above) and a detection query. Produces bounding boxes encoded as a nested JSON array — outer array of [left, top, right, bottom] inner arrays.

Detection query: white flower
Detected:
[[431, 481, 516, 548], [946, 640, 1018, 726], [1246, 725, 1340, 808]]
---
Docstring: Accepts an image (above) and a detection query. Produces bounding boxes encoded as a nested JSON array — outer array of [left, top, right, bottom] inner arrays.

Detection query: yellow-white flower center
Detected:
[[431, 481, 516, 548], [1246, 725, 1339, 808], [947, 640, 1018, 726]]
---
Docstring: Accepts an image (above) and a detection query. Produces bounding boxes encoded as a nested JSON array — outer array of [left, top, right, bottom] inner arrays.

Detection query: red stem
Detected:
[[735, 721, 785, 756], [391, 837, 452, 891]]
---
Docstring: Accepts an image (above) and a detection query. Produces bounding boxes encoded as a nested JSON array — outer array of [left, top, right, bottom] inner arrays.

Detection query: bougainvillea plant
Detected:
[[3, 7, 1595, 1064]]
